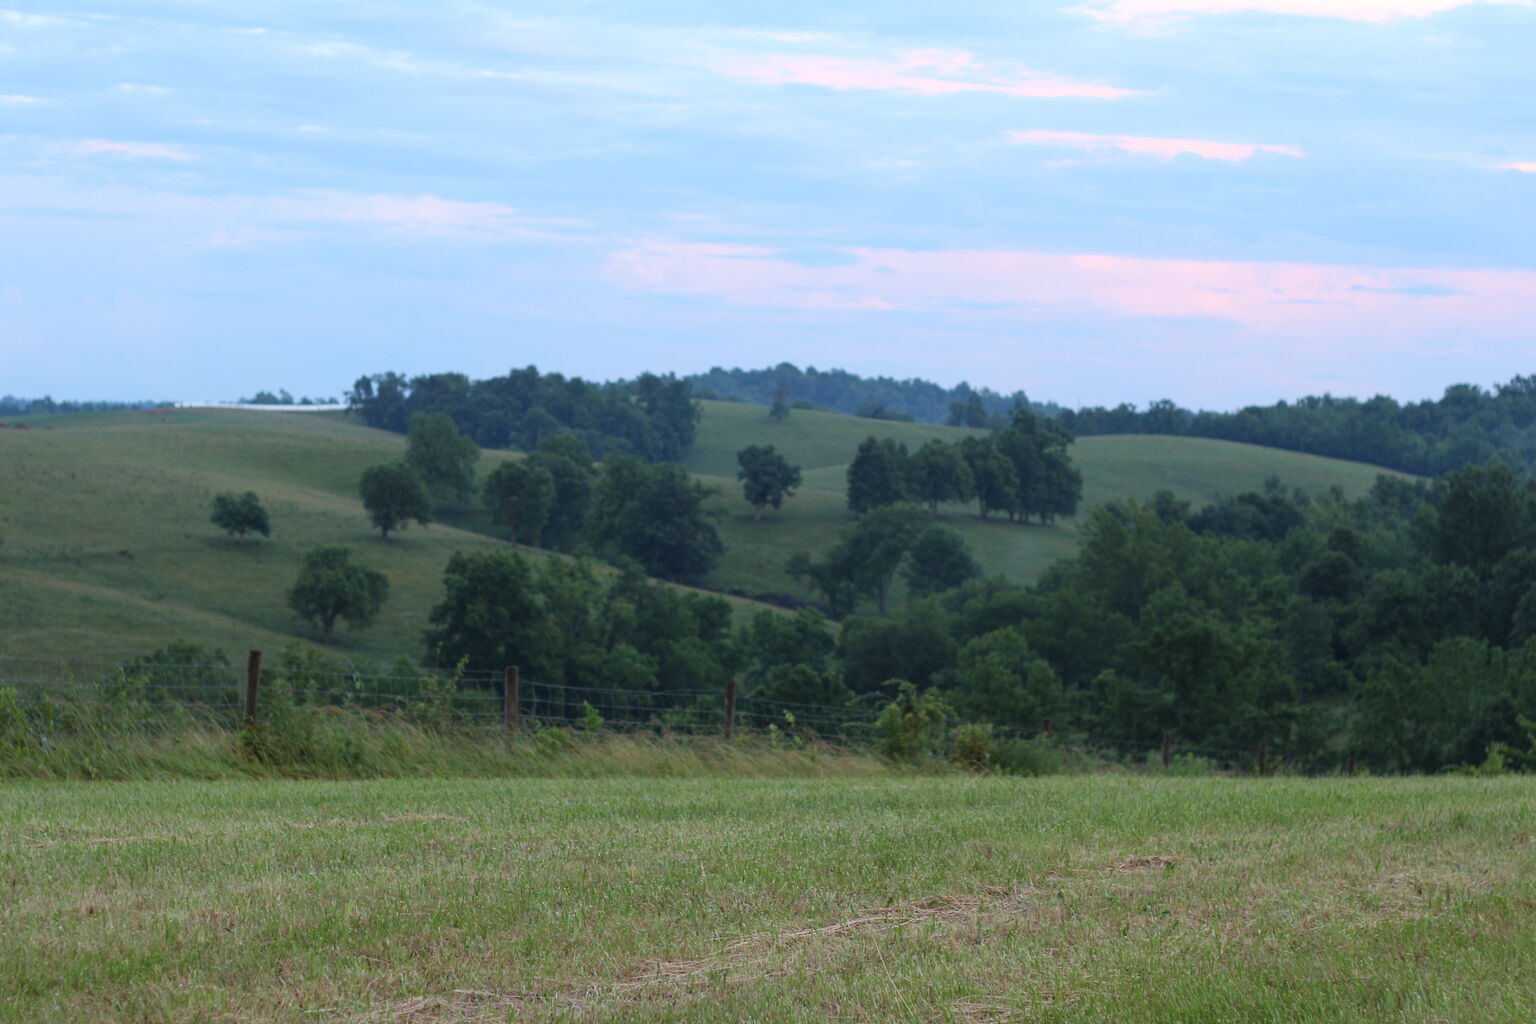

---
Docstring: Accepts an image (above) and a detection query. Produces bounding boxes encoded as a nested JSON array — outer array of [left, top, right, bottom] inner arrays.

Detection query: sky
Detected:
[[1, 1, 1534, 409]]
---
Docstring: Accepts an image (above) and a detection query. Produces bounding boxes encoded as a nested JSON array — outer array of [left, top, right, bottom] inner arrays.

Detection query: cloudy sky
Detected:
[[2, 1, 1534, 408]]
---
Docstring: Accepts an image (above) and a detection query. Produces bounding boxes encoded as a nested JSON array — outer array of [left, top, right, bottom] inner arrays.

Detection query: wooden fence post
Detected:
[[1041, 717, 1053, 739], [504, 666, 520, 734], [724, 679, 738, 742], [244, 650, 261, 727], [1162, 730, 1173, 769], [1257, 741, 1267, 777], [1346, 754, 1356, 777]]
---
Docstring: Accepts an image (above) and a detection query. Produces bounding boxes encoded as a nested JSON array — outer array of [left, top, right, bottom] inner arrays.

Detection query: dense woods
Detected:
[[347, 367, 699, 462]]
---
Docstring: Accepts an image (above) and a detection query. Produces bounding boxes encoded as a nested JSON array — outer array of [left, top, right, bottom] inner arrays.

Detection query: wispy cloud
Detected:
[[1504, 161, 1536, 172], [73, 139, 193, 161], [1076, 0, 1532, 26], [117, 83, 171, 96], [609, 240, 1536, 336], [1008, 129, 1303, 161], [0, 176, 576, 245], [0, 94, 41, 104], [712, 48, 1139, 100]]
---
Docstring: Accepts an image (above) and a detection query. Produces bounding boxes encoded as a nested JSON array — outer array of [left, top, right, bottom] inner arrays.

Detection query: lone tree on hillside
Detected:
[[406, 411, 480, 503], [736, 444, 802, 521], [483, 460, 556, 546], [287, 545, 388, 643], [210, 491, 270, 541], [359, 462, 431, 539], [769, 388, 790, 424]]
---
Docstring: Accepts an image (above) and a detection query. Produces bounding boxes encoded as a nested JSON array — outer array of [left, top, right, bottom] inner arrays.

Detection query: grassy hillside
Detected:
[[0, 409, 756, 663], [687, 400, 1409, 599], [0, 402, 1408, 660]]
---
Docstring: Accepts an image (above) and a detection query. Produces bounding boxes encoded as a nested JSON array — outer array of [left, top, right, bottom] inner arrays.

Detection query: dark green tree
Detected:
[[846, 436, 908, 514], [736, 444, 803, 520], [907, 440, 974, 513], [588, 456, 723, 582], [949, 627, 1061, 730], [482, 460, 556, 546], [287, 546, 388, 643], [769, 388, 790, 424], [359, 462, 431, 539], [528, 434, 595, 550], [423, 549, 541, 672], [406, 411, 480, 503], [789, 503, 927, 616], [958, 436, 1017, 520], [210, 491, 270, 541], [905, 526, 981, 596]]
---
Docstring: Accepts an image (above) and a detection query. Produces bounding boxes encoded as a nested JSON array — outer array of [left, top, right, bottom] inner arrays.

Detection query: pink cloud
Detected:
[[1009, 129, 1303, 161], [1504, 162, 1536, 173], [714, 49, 1138, 100], [74, 139, 193, 161], [1076, 0, 1532, 25], [609, 241, 1536, 341]]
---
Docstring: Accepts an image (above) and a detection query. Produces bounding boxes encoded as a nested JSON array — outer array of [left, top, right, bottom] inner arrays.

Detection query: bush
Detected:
[[949, 723, 996, 771], [874, 680, 950, 764]]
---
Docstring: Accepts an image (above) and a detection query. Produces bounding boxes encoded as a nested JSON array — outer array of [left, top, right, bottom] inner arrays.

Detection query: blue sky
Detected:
[[2, 1, 1534, 408]]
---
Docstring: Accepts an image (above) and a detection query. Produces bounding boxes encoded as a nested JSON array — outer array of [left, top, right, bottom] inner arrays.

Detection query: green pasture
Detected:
[[0, 402, 1405, 658], [0, 409, 739, 662], [687, 400, 1407, 597], [3, 774, 1531, 1022]]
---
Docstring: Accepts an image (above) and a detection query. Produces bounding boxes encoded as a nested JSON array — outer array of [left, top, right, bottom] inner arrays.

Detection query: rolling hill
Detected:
[[683, 400, 1412, 599], [0, 401, 1408, 663]]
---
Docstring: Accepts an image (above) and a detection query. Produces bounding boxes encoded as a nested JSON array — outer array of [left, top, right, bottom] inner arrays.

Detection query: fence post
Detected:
[[244, 650, 261, 727], [1162, 730, 1173, 769], [504, 666, 519, 734], [1257, 741, 1267, 777], [724, 679, 737, 742], [1346, 754, 1356, 777], [1041, 717, 1053, 739]]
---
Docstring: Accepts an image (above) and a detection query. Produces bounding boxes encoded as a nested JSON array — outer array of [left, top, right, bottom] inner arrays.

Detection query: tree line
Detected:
[[688, 363, 1046, 425], [1065, 377, 1536, 477], [346, 367, 700, 463], [846, 408, 1082, 523]]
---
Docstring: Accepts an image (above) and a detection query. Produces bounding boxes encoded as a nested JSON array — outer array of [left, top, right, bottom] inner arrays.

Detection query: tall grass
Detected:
[[0, 692, 888, 780]]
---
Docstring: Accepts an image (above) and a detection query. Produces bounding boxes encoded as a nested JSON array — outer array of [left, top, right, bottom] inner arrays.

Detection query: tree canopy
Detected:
[[210, 491, 270, 541], [737, 444, 802, 520], [287, 546, 388, 643], [359, 462, 431, 539]]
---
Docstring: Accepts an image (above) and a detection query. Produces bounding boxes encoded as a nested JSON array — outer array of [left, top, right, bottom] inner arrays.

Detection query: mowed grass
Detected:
[[0, 409, 760, 662], [686, 400, 1410, 597], [2, 775, 1532, 1022]]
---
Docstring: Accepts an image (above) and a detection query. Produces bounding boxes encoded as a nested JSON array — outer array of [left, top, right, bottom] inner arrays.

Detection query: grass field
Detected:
[[0, 402, 1406, 660], [684, 400, 1408, 598], [3, 774, 1531, 1022], [0, 409, 760, 662]]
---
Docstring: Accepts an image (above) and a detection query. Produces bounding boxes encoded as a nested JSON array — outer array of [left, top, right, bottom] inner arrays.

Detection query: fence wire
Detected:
[[0, 652, 1327, 772]]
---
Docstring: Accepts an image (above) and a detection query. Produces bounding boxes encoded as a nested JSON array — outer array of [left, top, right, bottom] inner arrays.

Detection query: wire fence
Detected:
[[0, 651, 881, 743], [0, 650, 1329, 773]]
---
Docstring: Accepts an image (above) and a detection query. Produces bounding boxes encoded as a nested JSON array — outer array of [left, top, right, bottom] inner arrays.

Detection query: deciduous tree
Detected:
[[359, 462, 431, 539], [287, 546, 388, 643]]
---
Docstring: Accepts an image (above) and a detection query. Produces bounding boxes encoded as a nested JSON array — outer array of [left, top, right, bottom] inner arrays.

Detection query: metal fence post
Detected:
[[724, 679, 737, 741], [504, 666, 520, 733], [244, 650, 261, 727]]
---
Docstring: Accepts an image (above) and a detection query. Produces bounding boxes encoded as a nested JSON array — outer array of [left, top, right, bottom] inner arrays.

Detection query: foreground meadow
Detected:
[[3, 775, 1533, 1023]]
